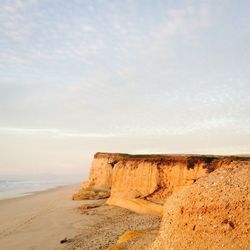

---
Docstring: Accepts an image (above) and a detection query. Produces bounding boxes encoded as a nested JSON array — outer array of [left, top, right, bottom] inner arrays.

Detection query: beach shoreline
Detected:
[[0, 182, 81, 203], [0, 183, 160, 250], [0, 178, 82, 201], [0, 184, 84, 250]]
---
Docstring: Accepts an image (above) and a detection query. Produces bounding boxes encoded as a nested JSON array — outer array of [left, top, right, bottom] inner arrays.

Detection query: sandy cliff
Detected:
[[73, 153, 124, 200], [106, 155, 222, 216], [72, 152, 250, 250], [74, 153, 248, 215], [149, 160, 250, 250], [107, 156, 217, 216]]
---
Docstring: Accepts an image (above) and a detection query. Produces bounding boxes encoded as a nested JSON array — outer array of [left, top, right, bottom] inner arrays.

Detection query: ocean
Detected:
[[0, 178, 80, 200]]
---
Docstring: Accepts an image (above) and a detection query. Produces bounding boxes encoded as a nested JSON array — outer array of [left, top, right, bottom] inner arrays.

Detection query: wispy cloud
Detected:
[[0, 0, 249, 156], [0, 0, 37, 41], [0, 127, 117, 138], [156, 1, 211, 38], [1, 115, 249, 140]]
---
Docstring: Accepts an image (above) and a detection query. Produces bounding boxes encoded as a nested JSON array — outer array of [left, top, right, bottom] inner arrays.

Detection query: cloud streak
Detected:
[[0, 127, 116, 138], [0, 0, 249, 170], [1, 115, 249, 140]]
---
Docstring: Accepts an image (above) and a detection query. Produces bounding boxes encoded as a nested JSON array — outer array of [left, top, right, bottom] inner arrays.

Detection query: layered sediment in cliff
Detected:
[[106, 155, 233, 216], [149, 161, 250, 250], [74, 153, 249, 215]]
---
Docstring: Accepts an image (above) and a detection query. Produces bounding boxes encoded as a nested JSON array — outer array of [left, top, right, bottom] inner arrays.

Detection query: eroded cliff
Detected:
[[73, 153, 125, 200], [74, 153, 248, 216], [106, 155, 230, 216], [72, 153, 250, 250]]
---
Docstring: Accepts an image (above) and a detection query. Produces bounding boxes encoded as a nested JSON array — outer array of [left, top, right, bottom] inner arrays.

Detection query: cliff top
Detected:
[[94, 152, 250, 161]]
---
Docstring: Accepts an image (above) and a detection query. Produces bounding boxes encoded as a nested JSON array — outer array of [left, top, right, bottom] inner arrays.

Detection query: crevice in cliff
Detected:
[[143, 185, 166, 201], [109, 160, 119, 168]]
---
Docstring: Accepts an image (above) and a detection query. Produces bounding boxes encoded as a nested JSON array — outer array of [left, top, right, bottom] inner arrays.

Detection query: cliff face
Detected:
[[74, 153, 249, 215], [72, 153, 124, 200], [82, 153, 123, 190], [106, 156, 224, 215], [150, 161, 250, 250], [109, 157, 215, 200]]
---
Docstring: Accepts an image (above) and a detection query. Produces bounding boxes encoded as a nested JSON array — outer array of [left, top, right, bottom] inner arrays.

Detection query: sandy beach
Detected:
[[0, 184, 160, 250], [65, 205, 160, 250], [0, 184, 85, 250]]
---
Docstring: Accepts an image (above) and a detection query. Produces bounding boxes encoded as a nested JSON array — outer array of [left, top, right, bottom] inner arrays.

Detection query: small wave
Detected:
[[0, 179, 75, 200]]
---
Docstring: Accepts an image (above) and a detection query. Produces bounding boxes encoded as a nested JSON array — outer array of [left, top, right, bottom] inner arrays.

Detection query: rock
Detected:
[[79, 203, 101, 210], [60, 238, 68, 244]]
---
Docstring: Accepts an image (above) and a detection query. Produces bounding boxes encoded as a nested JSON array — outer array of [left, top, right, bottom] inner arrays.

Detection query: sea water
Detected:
[[0, 178, 79, 200]]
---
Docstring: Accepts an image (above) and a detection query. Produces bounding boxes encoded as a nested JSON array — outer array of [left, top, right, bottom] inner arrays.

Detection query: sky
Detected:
[[0, 0, 250, 179]]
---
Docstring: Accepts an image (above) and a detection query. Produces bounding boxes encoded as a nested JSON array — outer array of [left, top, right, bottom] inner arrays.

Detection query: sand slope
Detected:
[[150, 161, 250, 250]]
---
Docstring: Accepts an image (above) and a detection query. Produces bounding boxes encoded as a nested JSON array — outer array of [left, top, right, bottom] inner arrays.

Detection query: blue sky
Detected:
[[0, 0, 249, 177]]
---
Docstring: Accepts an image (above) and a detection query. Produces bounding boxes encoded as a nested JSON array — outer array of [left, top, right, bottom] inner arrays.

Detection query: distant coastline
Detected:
[[0, 179, 80, 201]]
